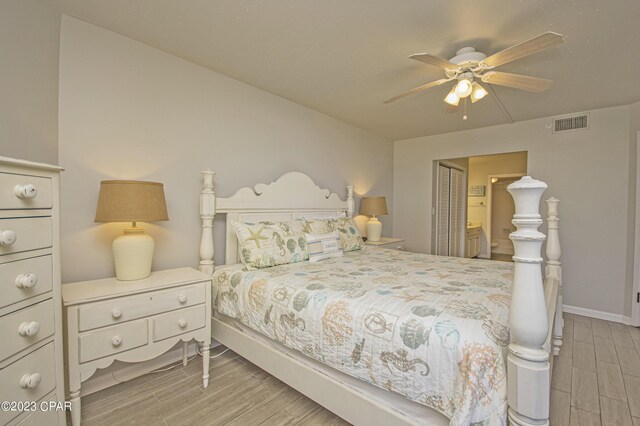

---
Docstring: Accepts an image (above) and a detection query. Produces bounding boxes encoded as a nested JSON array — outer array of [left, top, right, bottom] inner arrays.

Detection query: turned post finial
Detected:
[[199, 170, 216, 274], [346, 185, 355, 218]]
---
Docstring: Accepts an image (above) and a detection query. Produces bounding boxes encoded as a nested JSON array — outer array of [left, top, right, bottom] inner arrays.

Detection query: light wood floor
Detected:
[[551, 313, 640, 426], [78, 345, 349, 426], [83, 314, 640, 426]]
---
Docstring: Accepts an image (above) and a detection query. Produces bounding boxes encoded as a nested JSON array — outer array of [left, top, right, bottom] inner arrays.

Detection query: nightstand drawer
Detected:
[[153, 304, 206, 342], [78, 318, 148, 363], [383, 242, 404, 250], [0, 217, 52, 256], [1, 255, 52, 310], [0, 299, 55, 362], [0, 342, 57, 425], [78, 283, 206, 331], [0, 173, 52, 210]]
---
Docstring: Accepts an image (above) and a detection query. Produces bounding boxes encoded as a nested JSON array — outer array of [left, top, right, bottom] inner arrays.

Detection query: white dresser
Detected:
[[0, 157, 65, 425]]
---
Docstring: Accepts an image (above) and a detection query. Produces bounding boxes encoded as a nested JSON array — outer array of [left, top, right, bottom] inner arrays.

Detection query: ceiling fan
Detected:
[[384, 32, 564, 114]]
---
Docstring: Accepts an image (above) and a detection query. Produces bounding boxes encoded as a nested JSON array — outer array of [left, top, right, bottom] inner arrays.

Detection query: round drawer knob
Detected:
[[111, 308, 122, 319], [15, 273, 38, 289], [20, 373, 41, 389], [0, 230, 16, 247], [14, 184, 38, 200], [178, 294, 187, 304], [112, 336, 122, 346], [18, 321, 40, 337], [178, 319, 188, 328]]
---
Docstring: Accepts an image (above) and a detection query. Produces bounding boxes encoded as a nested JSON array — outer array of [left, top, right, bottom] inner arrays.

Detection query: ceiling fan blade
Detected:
[[481, 32, 564, 69], [384, 78, 453, 104], [481, 71, 553, 92], [409, 53, 459, 71]]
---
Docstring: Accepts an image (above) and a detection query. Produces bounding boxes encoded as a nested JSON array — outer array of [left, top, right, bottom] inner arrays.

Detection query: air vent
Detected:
[[553, 114, 589, 133]]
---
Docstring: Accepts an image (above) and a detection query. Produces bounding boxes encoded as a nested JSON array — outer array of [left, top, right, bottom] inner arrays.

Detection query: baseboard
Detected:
[[82, 340, 221, 396], [563, 304, 629, 325]]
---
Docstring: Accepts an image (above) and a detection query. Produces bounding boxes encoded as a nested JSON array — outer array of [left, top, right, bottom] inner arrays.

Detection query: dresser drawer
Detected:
[[0, 342, 57, 425], [15, 395, 60, 426], [0, 299, 55, 362], [0, 173, 52, 210], [1, 255, 52, 310], [0, 217, 52, 256], [153, 304, 206, 342], [78, 318, 148, 363], [78, 283, 206, 331]]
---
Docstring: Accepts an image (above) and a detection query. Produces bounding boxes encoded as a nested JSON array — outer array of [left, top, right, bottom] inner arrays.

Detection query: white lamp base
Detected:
[[112, 226, 154, 281], [366, 216, 382, 242]]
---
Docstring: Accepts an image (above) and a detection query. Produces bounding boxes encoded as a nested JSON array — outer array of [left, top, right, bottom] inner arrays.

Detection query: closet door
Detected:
[[436, 165, 451, 256], [449, 168, 464, 257]]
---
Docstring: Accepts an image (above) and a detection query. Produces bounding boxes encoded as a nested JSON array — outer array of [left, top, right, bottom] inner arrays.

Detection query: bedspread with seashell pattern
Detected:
[[213, 248, 513, 425]]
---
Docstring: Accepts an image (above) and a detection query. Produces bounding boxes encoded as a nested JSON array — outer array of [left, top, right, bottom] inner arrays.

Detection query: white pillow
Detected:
[[306, 231, 343, 262]]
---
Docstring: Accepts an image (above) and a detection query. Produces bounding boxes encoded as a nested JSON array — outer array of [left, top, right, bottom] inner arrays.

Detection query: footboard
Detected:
[[507, 178, 562, 426]]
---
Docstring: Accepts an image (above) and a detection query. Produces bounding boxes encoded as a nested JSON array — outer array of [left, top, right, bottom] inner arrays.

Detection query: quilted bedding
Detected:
[[212, 248, 514, 425]]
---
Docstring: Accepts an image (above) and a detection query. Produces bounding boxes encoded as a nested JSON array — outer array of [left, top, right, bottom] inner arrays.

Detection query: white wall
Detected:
[[59, 17, 393, 283], [0, 0, 60, 164], [394, 105, 632, 319]]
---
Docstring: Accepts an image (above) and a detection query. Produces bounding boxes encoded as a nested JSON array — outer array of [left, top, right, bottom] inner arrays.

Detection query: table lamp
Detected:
[[95, 180, 169, 281], [359, 196, 388, 242]]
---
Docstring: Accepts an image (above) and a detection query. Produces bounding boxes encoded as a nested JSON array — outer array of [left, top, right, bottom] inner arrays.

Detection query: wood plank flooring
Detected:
[[83, 313, 640, 425], [77, 346, 349, 426], [552, 313, 640, 426]]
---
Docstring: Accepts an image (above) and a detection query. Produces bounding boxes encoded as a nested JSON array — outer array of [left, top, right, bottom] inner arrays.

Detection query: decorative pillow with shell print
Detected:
[[232, 220, 309, 270], [299, 217, 365, 252]]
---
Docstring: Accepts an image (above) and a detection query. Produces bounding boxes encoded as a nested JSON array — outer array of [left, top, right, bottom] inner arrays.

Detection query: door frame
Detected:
[[486, 173, 526, 259], [432, 160, 468, 257], [632, 131, 640, 326]]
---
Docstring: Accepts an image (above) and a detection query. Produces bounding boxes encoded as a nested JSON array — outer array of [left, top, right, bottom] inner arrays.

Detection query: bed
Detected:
[[197, 171, 563, 426]]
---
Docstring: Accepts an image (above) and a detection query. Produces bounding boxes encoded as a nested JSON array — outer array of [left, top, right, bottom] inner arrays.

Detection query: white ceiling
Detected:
[[49, 0, 640, 140]]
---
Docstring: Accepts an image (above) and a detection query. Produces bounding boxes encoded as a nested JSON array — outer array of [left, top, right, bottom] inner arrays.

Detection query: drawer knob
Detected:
[[178, 319, 188, 328], [112, 336, 122, 346], [15, 273, 38, 289], [19, 373, 41, 390], [14, 184, 38, 200], [18, 321, 40, 337], [111, 308, 122, 319], [178, 294, 187, 304], [0, 230, 16, 247]]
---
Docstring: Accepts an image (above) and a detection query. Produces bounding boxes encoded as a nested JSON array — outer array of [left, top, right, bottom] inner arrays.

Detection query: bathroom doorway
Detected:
[[486, 174, 525, 261]]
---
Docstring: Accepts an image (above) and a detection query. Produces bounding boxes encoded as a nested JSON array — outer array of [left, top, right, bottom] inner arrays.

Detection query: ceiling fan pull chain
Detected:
[[463, 98, 468, 120]]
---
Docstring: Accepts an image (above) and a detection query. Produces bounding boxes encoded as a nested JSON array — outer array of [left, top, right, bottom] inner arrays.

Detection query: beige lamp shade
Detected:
[[95, 180, 169, 223], [359, 196, 388, 216]]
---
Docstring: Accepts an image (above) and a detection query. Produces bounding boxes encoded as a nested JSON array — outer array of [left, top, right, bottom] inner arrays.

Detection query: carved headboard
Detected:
[[199, 171, 354, 271]]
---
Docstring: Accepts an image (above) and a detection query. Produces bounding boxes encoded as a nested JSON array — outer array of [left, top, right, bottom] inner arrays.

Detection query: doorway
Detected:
[[432, 151, 527, 260], [486, 174, 525, 261]]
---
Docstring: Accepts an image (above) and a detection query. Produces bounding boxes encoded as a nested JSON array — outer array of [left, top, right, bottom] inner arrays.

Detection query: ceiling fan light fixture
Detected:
[[470, 82, 489, 103], [454, 78, 473, 98], [444, 87, 460, 106]]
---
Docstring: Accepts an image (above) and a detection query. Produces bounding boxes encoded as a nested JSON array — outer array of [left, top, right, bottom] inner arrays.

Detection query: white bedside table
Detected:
[[62, 267, 211, 426], [364, 237, 405, 251]]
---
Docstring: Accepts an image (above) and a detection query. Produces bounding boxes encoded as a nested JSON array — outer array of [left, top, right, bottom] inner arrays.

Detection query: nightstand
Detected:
[[61, 267, 211, 426], [365, 237, 405, 251]]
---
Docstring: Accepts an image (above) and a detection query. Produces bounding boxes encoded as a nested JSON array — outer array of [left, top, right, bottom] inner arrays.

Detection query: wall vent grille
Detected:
[[553, 114, 589, 133]]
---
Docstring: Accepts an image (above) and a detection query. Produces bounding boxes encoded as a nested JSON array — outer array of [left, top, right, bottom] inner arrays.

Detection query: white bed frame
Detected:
[[198, 171, 563, 426]]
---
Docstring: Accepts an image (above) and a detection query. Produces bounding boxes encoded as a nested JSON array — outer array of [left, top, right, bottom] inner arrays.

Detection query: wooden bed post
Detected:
[[507, 176, 550, 426], [545, 198, 562, 355], [200, 170, 216, 275], [347, 185, 354, 218]]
